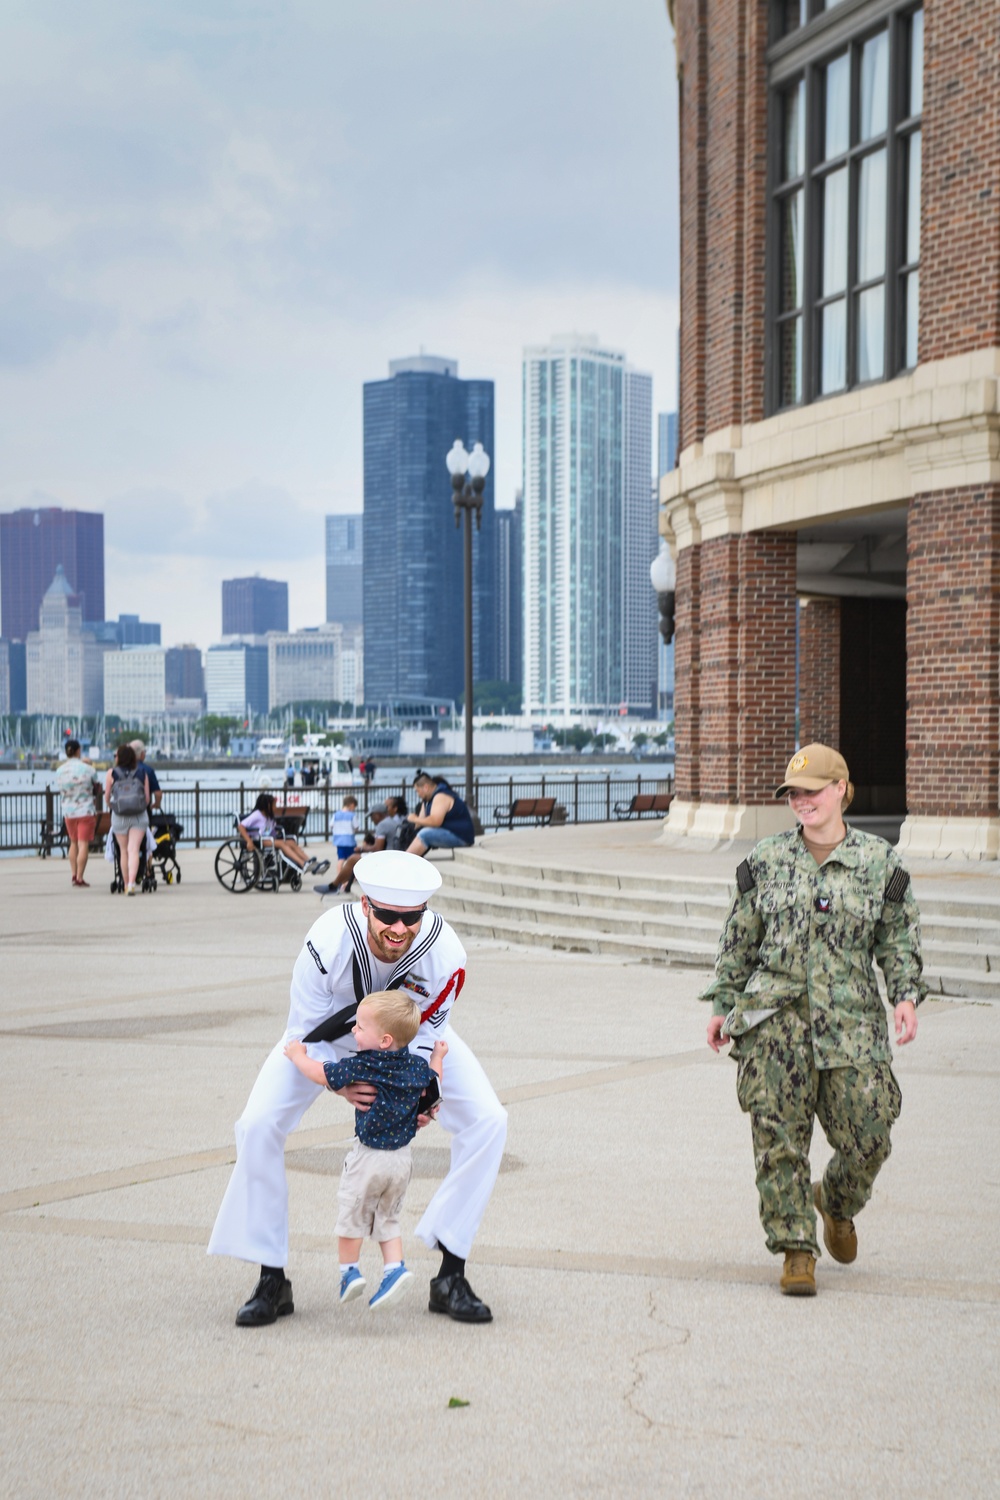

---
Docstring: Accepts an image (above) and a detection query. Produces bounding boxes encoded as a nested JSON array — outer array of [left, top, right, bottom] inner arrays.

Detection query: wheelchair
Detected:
[[213, 819, 328, 894]]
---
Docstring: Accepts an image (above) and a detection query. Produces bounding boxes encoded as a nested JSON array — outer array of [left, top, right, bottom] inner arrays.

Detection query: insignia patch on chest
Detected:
[[401, 973, 430, 999]]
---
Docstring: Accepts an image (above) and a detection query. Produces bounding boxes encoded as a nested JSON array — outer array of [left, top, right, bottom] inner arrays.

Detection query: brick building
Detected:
[[661, 0, 1000, 858]]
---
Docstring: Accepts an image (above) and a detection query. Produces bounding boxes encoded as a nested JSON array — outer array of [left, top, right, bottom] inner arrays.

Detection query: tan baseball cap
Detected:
[[774, 743, 852, 799]]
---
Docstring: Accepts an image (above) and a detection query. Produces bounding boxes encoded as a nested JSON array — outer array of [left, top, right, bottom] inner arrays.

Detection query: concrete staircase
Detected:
[[434, 845, 1000, 1001]]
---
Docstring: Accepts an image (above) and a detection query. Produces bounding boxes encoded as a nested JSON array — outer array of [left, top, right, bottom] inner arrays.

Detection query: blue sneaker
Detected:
[[339, 1266, 366, 1304], [369, 1264, 414, 1310]]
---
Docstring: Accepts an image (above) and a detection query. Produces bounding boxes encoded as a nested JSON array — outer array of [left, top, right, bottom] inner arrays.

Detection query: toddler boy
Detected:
[[284, 990, 447, 1309]]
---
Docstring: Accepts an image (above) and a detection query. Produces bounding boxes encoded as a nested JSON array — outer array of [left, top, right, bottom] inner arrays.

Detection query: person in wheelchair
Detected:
[[238, 794, 325, 877]]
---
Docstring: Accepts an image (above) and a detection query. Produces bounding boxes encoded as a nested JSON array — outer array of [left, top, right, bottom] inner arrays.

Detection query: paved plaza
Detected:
[[1, 829, 998, 1498]]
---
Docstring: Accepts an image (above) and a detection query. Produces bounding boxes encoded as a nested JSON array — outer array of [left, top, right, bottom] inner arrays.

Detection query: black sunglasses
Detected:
[[367, 901, 426, 927]]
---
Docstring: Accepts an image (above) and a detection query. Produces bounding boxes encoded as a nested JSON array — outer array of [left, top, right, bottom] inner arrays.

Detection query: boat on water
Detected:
[[255, 736, 288, 758], [252, 738, 358, 801]]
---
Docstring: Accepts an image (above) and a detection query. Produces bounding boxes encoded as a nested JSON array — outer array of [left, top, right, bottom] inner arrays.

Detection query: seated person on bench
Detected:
[[406, 771, 475, 857], [239, 793, 317, 873]]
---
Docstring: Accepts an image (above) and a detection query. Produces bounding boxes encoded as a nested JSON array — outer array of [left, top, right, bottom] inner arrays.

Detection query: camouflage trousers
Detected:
[[733, 996, 901, 1257]]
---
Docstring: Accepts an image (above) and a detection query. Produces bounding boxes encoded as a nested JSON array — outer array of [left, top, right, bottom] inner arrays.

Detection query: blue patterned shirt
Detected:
[[323, 1048, 435, 1150]]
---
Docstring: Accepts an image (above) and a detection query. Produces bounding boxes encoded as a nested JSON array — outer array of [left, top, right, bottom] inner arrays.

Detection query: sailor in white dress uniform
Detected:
[[209, 850, 506, 1325]]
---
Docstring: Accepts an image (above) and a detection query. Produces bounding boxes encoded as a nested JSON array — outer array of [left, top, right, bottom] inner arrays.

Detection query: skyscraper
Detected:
[[326, 515, 363, 626], [0, 506, 104, 641], [165, 645, 205, 705], [363, 355, 495, 706], [104, 648, 167, 719], [205, 643, 269, 717], [25, 566, 108, 715], [494, 497, 523, 694], [657, 412, 678, 477], [221, 576, 288, 637], [523, 335, 655, 718], [266, 623, 363, 710]]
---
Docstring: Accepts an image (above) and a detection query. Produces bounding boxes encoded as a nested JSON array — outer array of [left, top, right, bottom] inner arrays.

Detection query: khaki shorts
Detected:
[[335, 1140, 413, 1242]]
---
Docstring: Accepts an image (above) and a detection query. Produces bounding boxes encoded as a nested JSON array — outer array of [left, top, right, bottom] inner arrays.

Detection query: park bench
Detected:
[[495, 796, 558, 830], [38, 816, 68, 858], [38, 809, 112, 858], [613, 791, 673, 820]]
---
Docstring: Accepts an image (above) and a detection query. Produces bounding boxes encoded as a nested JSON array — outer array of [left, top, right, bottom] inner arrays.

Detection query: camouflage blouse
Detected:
[[700, 824, 926, 1068]]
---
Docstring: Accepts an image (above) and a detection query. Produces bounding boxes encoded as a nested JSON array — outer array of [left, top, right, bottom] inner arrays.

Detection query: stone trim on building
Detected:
[[662, 351, 1000, 546]]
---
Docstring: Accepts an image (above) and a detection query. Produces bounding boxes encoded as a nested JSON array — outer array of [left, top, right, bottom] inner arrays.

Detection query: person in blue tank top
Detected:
[[407, 770, 475, 856]]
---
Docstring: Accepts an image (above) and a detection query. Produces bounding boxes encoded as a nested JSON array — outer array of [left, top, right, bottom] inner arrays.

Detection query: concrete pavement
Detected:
[[1, 831, 998, 1498]]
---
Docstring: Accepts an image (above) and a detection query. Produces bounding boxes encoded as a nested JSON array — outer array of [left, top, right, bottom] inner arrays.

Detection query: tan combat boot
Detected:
[[813, 1181, 858, 1264], [780, 1251, 817, 1296]]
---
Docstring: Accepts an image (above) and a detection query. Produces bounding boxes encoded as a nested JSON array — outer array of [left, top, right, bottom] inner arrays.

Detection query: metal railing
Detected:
[[3, 774, 674, 854]]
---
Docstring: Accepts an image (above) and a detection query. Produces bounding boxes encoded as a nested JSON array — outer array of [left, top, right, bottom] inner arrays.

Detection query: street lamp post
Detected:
[[446, 438, 491, 822]]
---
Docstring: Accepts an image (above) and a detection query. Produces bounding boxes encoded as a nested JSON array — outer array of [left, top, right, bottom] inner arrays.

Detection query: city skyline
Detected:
[[0, 2, 678, 651]]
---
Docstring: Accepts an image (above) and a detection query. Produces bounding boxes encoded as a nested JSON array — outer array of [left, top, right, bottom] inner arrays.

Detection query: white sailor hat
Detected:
[[355, 850, 442, 907]]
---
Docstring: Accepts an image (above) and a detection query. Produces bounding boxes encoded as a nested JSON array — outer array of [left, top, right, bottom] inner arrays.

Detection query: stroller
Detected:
[[110, 826, 157, 894], [149, 813, 183, 885]]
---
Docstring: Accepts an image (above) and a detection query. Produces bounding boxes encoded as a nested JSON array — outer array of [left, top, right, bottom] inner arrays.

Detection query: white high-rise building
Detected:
[[205, 643, 268, 718], [104, 647, 167, 719], [522, 335, 655, 718], [25, 566, 109, 715], [267, 624, 364, 711]]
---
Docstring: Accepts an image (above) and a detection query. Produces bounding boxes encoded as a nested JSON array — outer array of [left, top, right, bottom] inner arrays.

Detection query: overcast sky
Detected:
[[0, 0, 679, 649]]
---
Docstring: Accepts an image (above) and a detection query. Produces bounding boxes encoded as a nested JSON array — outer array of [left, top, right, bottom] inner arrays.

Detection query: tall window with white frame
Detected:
[[768, 2, 923, 413]]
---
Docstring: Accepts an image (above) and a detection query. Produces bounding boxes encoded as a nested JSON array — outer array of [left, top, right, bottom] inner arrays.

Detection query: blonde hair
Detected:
[[359, 990, 421, 1048]]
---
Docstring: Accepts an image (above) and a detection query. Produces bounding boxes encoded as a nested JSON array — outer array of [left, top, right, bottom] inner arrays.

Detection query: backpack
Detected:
[[395, 819, 418, 850], [110, 768, 146, 817]]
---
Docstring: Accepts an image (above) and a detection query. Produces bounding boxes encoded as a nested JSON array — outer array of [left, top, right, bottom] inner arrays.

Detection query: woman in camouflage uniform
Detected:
[[702, 744, 925, 1296]]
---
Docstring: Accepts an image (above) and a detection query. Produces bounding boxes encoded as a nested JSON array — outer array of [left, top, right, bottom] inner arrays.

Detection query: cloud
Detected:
[[0, 249, 113, 367], [102, 481, 322, 560], [103, 549, 326, 648]]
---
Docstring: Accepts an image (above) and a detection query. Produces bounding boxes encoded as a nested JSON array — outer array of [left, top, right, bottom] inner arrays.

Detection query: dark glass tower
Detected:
[[0, 506, 104, 641], [221, 576, 289, 636], [363, 356, 496, 706]]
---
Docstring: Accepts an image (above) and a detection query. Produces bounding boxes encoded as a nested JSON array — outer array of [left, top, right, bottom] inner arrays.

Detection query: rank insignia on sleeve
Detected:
[[306, 941, 327, 975]]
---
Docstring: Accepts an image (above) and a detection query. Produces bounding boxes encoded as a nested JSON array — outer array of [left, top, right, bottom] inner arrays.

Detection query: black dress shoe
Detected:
[[235, 1273, 294, 1327], [428, 1272, 492, 1323]]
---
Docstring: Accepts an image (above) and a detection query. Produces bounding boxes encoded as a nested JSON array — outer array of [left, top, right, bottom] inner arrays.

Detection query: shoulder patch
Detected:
[[884, 867, 911, 903], [306, 940, 327, 975], [736, 859, 756, 895]]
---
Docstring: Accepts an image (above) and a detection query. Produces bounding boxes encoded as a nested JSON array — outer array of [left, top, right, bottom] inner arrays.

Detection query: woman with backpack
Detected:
[[104, 742, 150, 896]]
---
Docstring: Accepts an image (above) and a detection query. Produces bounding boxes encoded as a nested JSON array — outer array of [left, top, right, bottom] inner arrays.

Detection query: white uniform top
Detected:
[[208, 898, 502, 1269], [285, 901, 467, 1055]]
